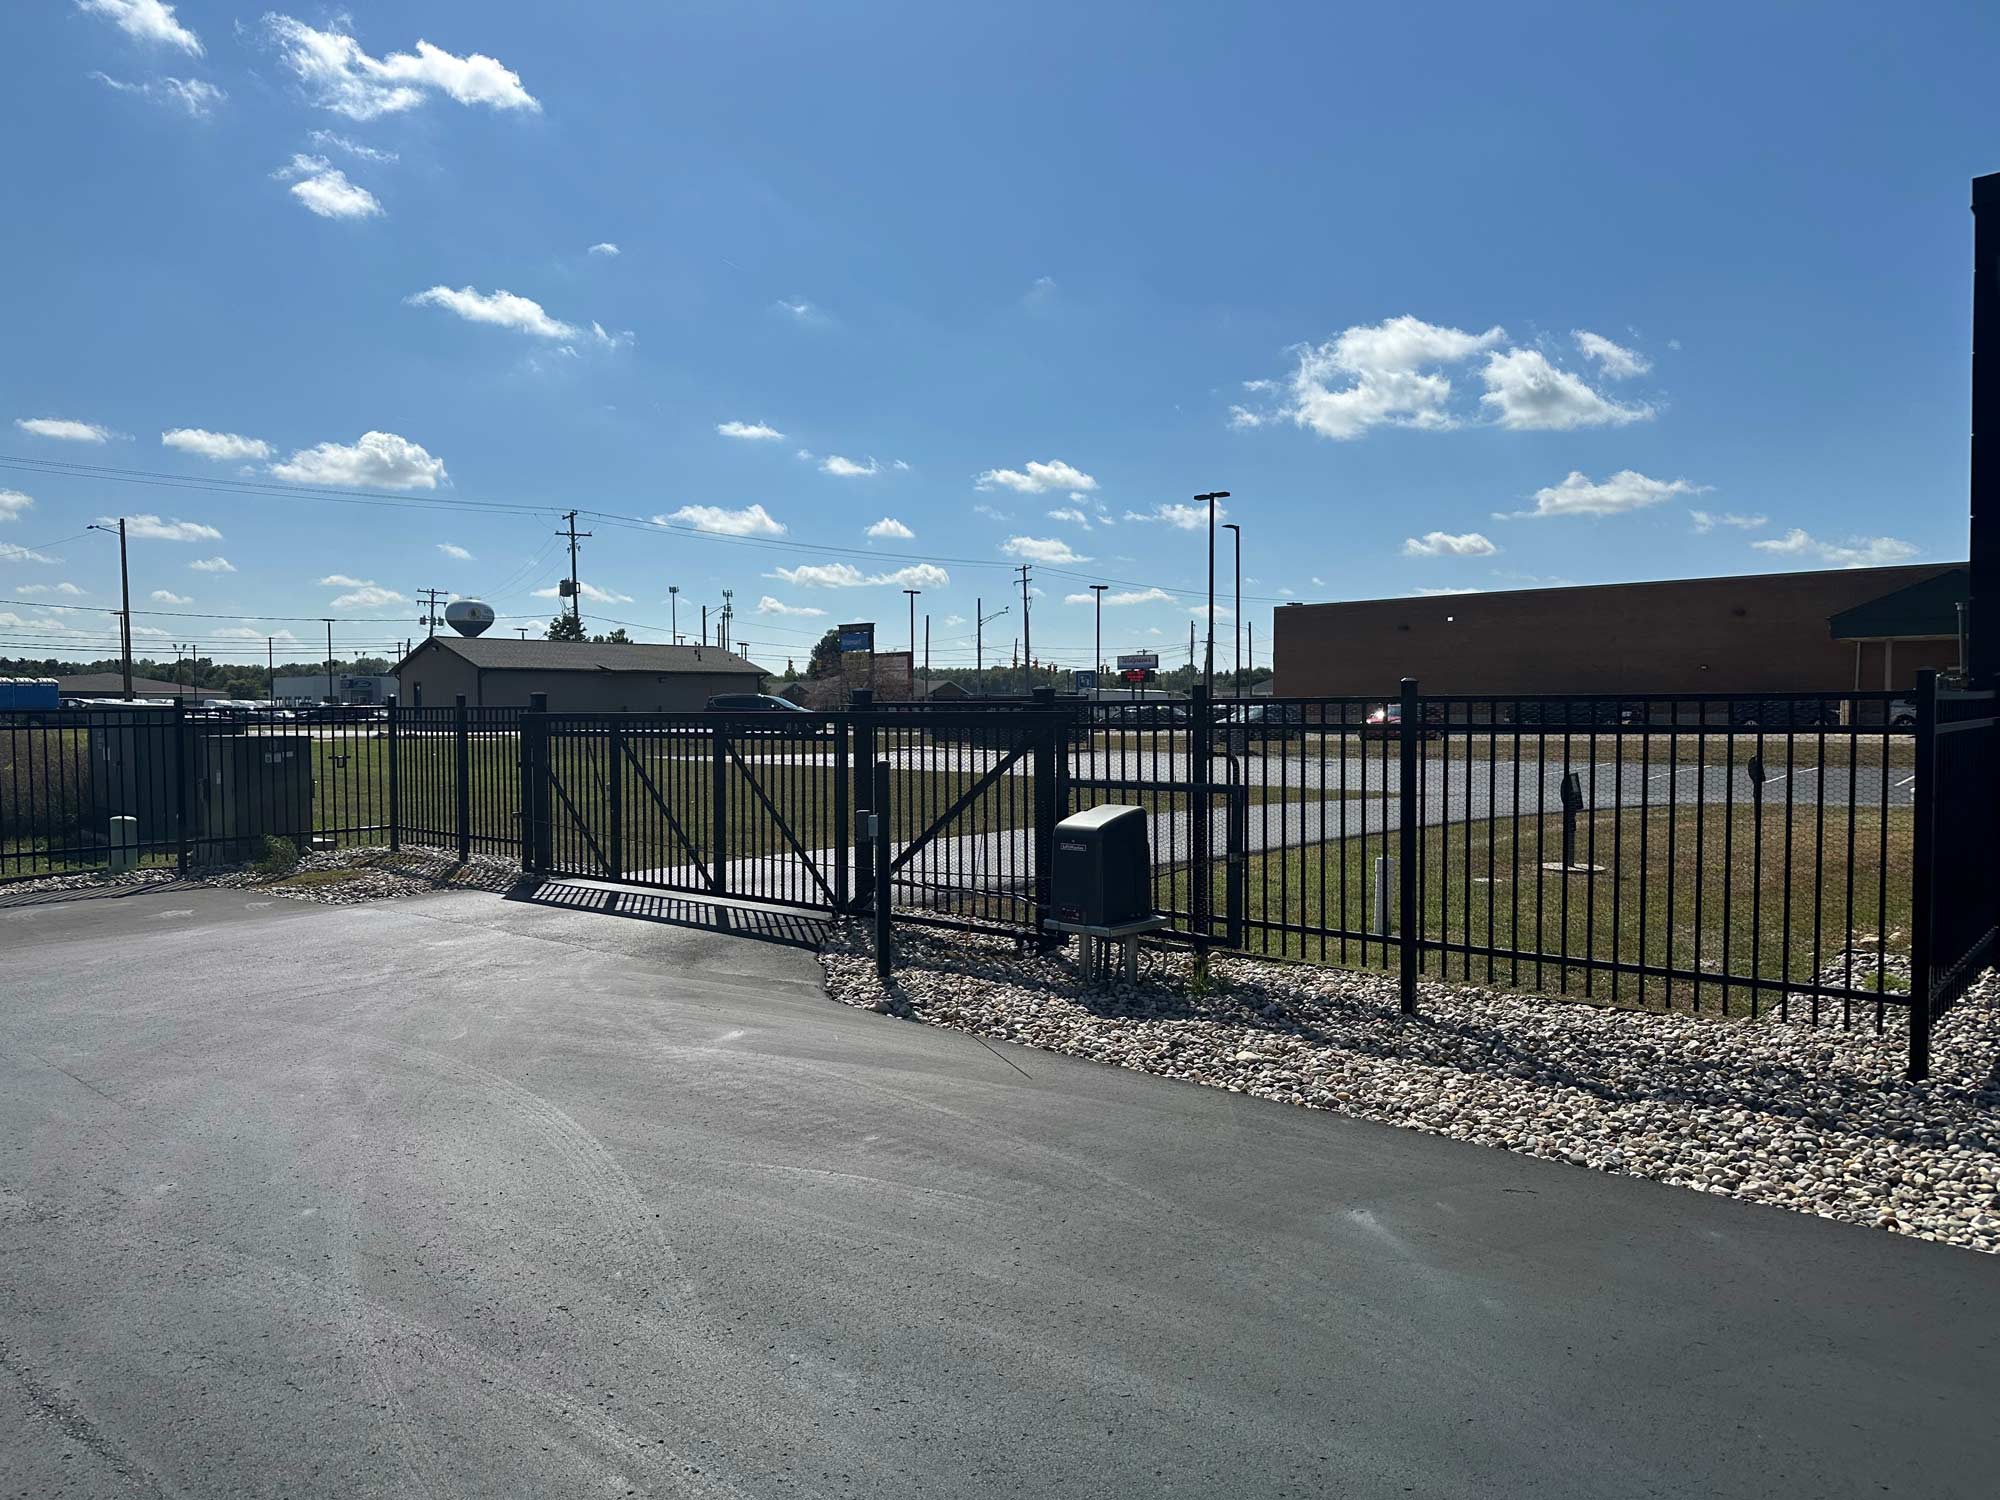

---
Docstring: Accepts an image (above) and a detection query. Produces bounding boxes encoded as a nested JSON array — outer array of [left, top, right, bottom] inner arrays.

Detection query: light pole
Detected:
[[1090, 584, 1108, 701], [1195, 492, 1230, 697], [323, 619, 335, 703], [668, 585, 679, 643], [1223, 521, 1242, 697], [903, 588, 921, 658]]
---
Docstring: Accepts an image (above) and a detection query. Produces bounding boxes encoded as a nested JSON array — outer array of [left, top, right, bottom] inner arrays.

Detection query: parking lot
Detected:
[[4, 882, 1997, 1498]]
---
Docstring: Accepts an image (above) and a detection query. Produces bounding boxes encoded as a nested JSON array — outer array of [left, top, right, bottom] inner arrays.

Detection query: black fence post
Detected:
[[709, 720, 729, 897], [1031, 686, 1058, 947], [873, 760, 893, 980], [520, 692, 548, 875], [1908, 669, 1938, 1080], [385, 694, 400, 852], [851, 687, 875, 915], [453, 693, 471, 864], [607, 718, 624, 882], [1398, 676, 1420, 1015], [1190, 683, 1213, 958], [833, 708, 851, 912], [173, 699, 190, 877]]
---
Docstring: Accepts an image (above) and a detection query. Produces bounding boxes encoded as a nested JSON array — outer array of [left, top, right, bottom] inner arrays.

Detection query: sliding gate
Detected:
[[522, 705, 1074, 932]]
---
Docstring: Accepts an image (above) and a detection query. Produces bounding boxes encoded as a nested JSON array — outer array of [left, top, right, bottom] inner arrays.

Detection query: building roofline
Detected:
[[1280, 560, 1964, 612]]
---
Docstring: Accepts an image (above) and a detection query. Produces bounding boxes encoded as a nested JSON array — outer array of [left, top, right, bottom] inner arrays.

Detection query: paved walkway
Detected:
[[4, 883, 1994, 1497]]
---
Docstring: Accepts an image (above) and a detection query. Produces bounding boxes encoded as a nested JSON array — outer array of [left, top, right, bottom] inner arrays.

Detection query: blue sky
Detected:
[[3, 1, 1997, 674]]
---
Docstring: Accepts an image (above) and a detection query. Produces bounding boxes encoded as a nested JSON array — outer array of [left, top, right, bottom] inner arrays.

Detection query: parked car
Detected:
[[1727, 697, 1839, 730], [1222, 703, 1307, 741], [1359, 703, 1442, 741], [1100, 702, 1188, 729], [706, 692, 828, 733], [1888, 698, 1917, 728]]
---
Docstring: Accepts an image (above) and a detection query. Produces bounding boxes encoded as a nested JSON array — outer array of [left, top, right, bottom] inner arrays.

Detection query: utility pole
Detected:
[[1090, 583, 1108, 701], [903, 588, 921, 661], [701, 604, 709, 646], [268, 637, 275, 700], [1188, 618, 1196, 672], [1017, 564, 1033, 695], [323, 619, 335, 703], [415, 587, 446, 639], [923, 614, 930, 681], [1223, 521, 1242, 697], [86, 518, 134, 698], [720, 588, 734, 651], [668, 585, 679, 643], [1196, 492, 1230, 697], [557, 510, 592, 626]]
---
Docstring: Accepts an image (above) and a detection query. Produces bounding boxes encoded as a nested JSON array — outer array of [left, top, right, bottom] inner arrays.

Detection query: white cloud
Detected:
[[307, 129, 396, 162], [771, 562, 951, 589], [1046, 507, 1090, 526], [656, 503, 786, 537], [437, 543, 474, 560], [262, 15, 538, 121], [105, 513, 222, 542], [531, 582, 633, 604], [0, 489, 32, 522], [1122, 501, 1217, 531], [1479, 348, 1651, 431], [16, 416, 114, 443], [976, 459, 1097, 495], [774, 299, 815, 319], [16, 582, 87, 597], [211, 624, 293, 640], [1413, 586, 1484, 596], [272, 155, 383, 219], [1062, 587, 1174, 607], [717, 420, 784, 441], [1264, 315, 1507, 439], [588, 242, 621, 257], [1190, 604, 1235, 621], [1402, 530, 1498, 558], [407, 285, 589, 339], [755, 596, 827, 618], [1690, 510, 1768, 533], [1573, 330, 1651, 380], [271, 430, 446, 490], [0, 543, 56, 564], [150, 589, 191, 603], [1499, 469, 1705, 520], [820, 455, 879, 478], [329, 580, 410, 609], [1002, 535, 1087, 564], [891, 459, 911, 472], [162, 427, 271, 462], [1749, 530, 1921, 569], [189, 556, 235, 572], [972, 503, 1011, 521], [865, 517, 914, 540], [77, 0, 202, 55], [89, 72, 224, 117], [942, 614, 965, 627]]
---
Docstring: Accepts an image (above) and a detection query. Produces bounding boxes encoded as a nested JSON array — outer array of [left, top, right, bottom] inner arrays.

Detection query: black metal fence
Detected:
[[6, 678, 1990, 1077]]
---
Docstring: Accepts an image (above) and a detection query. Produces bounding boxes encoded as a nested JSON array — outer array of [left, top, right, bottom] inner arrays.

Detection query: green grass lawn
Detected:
[[1203, 803, 1912, 1019]]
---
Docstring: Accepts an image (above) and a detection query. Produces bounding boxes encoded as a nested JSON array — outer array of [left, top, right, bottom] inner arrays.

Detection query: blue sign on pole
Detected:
[[838, 622, 875, 653]]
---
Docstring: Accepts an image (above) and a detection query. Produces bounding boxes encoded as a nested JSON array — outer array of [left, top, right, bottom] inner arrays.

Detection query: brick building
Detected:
[[1272, 563, 1966, 697]]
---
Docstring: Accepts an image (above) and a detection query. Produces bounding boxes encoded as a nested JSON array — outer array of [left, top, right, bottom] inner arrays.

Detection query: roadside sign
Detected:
[[838, 622, 875, 653], [1073, 669, 1099, 692], [1116, 652, 1159, 672]]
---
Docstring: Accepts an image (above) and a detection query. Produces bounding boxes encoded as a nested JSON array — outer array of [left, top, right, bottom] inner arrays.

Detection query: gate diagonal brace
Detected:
[[725, 739, 838, 906]]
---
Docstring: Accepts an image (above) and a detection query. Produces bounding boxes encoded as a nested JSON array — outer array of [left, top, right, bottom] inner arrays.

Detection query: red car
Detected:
[[1359, 704, 1440, 740]]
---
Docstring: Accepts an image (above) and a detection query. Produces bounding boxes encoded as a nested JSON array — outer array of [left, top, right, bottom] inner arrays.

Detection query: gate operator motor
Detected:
[[1051, 804, 1153, 927]]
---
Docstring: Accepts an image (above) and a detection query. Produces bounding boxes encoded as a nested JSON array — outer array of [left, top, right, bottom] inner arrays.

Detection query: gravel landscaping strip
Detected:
[[820, 924, 2000, 1254], [0, 847, 524, 905]]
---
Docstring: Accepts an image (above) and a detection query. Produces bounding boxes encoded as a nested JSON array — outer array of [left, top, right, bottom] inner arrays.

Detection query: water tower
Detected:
[[444, 599, 495, 637]]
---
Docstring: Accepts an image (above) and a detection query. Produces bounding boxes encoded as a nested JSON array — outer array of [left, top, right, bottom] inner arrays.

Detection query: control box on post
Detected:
[[1051, 804, 1152, 927]]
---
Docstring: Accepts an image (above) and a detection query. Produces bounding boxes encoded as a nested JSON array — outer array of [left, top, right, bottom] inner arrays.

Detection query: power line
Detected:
[[0, 451, 1292, 604]]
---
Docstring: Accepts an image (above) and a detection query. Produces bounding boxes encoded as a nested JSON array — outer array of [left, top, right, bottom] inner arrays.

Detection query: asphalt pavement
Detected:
[[2, 881, 1995, 1498]]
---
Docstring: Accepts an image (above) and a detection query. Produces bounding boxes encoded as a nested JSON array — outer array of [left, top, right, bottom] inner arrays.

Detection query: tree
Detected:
[[590, 627, 632, 645], [806, 628, 842, 679], [546, 612, 586, 641]]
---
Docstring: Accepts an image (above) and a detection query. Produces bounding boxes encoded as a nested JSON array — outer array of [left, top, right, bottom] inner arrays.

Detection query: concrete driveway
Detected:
[[2, 880, 1995, 1498]]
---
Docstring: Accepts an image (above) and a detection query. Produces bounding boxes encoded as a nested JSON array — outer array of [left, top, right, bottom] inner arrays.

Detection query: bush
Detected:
[[255, 835, 298, 877]]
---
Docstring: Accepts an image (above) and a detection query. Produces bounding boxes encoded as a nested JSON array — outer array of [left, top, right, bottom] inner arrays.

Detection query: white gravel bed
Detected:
[[0, 847, 523, 905], [820, 924, 2000, 1254]]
